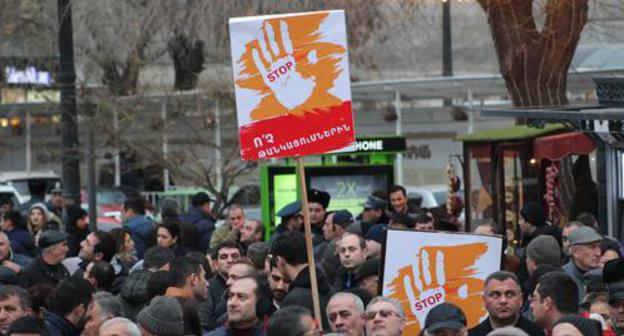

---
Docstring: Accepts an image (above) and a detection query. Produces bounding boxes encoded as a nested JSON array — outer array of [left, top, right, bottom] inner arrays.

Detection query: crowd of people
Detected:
[[0, 184, 621, 336]]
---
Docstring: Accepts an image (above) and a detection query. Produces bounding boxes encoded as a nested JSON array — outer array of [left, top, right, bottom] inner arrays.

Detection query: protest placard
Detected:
[[381, 229, 504, 335], [229, 10, 355, 160]]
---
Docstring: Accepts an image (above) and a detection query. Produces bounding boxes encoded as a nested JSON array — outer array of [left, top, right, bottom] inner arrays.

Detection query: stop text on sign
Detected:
[[267, 61, 294, 82], [414, 292, 443, 311]]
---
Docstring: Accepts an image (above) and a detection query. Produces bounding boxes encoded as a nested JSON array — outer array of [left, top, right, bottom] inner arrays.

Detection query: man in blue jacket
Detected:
[[122, 198, 153, 259], [179, 192, 215, 252], [0, 210, 34, 257]]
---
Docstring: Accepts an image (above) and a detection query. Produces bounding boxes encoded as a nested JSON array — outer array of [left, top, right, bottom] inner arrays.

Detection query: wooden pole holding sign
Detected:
[[229, 10, 356, 324], [296, 156, 322, 324]]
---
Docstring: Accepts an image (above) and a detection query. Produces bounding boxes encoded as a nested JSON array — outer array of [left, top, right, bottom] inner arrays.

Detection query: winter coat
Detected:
[[123, 215, 153, 258], [20, 256, 70, 288], [209, 225, 237, 251], [119, 269, 151, 321], [204, 320, 267, 336], [180, 207, 215, 252], [208, 275, 227, 322], [281, 265, 334, 330], [331, 265, 357, 291], [6, 228, 35, 257], [0, 249, 33, 285], [44, 311, 81, 336]]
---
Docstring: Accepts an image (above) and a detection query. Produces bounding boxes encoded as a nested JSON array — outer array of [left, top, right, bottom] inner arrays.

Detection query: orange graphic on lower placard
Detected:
[[387, 243, 488, 334]]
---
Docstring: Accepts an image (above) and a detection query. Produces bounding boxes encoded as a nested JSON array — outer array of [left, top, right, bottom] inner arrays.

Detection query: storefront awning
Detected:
[[455, 123, 566, 142], [533, 132, 595, 161]]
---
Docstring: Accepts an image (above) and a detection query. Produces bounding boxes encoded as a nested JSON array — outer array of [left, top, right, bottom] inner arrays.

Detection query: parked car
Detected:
[[0, 170, 61, 203], [81, 187, 129, 231], [0, 185, 25, 207], [405, 184, 449, 209]]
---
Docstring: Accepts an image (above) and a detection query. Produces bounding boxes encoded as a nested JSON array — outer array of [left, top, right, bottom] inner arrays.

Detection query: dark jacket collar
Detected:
[[44, 311, 80, 336]]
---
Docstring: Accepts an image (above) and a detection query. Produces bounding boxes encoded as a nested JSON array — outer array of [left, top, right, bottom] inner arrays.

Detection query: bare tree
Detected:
[[73, 1, 166, 96], [477, 0, 589, 107]]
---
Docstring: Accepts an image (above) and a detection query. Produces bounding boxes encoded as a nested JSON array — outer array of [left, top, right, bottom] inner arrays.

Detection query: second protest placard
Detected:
[[381, 229, 504, 335]]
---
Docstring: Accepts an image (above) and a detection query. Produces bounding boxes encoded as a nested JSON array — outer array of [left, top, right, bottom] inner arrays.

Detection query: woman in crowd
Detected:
[[156, 221, 188, 257], [27, 203, 57, 246], [600, 238, 622, 267], [65, 206, 89, 257], [110, 227, 138, 270]]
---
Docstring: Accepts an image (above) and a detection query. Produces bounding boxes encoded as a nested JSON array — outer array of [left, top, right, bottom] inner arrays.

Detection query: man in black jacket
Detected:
[[468, 271, 543, 336], [270, 231, 334, 329], [179, 192, 215, 252], [44, 277, 95, 336], [20, 230, 70, 288], [208, 240, 243, 319]]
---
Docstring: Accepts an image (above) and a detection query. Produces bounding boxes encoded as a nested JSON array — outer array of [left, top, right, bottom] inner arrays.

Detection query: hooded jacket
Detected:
[[123, 215, 153, 258], [6, 228, 35, 257], [281, 265, 334, 330], [179, 207, 215, 252]]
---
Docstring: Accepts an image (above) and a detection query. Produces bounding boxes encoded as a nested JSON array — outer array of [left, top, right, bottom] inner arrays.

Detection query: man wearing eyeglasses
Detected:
[[365, 297, 405, 336], [326, 292, 365, 336], [468, 271, 543, 336]]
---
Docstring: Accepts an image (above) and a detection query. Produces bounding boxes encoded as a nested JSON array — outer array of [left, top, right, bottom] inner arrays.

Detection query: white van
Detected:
[[0, 171, 61, 203], [0, 185, 25, 206]]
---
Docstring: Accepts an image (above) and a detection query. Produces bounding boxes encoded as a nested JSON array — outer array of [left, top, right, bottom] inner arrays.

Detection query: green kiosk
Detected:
[[260, 136, 406, 238]]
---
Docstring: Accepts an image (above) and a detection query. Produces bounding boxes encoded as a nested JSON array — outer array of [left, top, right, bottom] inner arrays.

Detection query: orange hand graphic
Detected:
[[235, 12, 347, 121], [252, 20, 316, 110], [388, 243, 488, 334]]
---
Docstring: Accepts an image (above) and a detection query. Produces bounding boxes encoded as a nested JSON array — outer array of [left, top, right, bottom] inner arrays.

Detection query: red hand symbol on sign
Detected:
[[252, 20, 316, 110]]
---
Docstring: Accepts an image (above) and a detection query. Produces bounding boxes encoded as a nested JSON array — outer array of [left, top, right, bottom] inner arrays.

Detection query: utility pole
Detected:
[[442, 0, 453, 77], [57, 0, 81, 206], [442, 0, 453, 107]]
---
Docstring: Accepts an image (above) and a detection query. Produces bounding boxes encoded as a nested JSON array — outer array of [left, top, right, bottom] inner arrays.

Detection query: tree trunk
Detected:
[[477, 0, 588, 107], [101, 60, 140, 96], [168, 33, 204, 91]]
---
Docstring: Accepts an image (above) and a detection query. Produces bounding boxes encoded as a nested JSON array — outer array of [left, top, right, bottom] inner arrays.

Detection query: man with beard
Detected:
[[20, 230, 70, 288], [239, 219, 264, 251], [44, 277, 95, 336], [267, 265, 290, 309], [165, 257, 209, 335], [64, 230, 117, 277], [468, 271, 543, 336], [206, 277, 268, 336]]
